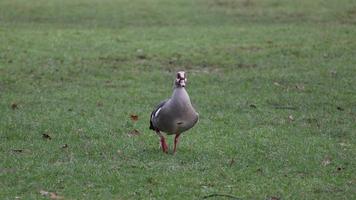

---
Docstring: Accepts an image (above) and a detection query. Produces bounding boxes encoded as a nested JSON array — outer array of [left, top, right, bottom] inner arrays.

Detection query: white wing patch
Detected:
[[154, 107, 162, 117]]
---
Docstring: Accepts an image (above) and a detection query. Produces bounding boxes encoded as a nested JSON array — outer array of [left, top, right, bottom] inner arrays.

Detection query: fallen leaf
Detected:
[[337, 106, 344, 111], [273, 82, 281, 86], [40, 190, 49, 196], [322, 156, 332, 166], [295, 84, 305, 91], [249, 104, 257, 108], [128, 129, 141, 137], [96, 101, 103, 107], [11, 103, 18, 109], [42, 133, 52, 140], [40, 190, 64, 199], [288, 115, 294, 121], [130, 114, 138, 121], [61, 144, 68, 148], [50, 192, 63, 200]]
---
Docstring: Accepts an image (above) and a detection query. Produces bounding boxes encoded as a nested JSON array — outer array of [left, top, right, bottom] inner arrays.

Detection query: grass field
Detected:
[[1, 0, 356, 199]]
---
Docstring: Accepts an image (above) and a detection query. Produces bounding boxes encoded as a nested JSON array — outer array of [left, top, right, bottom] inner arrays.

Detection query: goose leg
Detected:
[[173, 133, 181, 154], [156, 131, 168, 153], [160, 136, 168, 153]]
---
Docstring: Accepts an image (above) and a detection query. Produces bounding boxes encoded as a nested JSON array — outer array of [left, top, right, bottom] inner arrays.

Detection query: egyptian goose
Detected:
[[149, 71, 199, 154]]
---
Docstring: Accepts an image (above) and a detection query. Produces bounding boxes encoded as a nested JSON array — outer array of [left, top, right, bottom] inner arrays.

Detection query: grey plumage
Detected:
[[149, 71, 198, 153]]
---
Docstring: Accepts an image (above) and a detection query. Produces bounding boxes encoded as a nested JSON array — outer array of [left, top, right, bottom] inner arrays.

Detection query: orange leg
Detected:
[[156, 130, 168, 153], [173, 133, 181, 154], [160, 136, 168, 153]]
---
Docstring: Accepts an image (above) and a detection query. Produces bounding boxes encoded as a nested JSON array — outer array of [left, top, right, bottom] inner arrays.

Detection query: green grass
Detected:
[[1, 0, 356, 199]]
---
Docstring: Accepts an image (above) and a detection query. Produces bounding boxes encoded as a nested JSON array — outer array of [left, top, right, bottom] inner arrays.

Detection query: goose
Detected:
[[149, 71, 199, 154]]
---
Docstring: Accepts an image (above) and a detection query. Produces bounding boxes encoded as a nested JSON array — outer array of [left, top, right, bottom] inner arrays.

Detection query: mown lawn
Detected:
[[0, 0, 355, 199]]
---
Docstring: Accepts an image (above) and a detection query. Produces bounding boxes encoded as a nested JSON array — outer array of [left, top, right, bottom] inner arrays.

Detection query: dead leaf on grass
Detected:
[[288, 115, 294, 121], [40, 190, 49, 196], [11, 102, 18, 109], [249, 104, 257, 108], [273, 82, 281, 86], [337, 106, 344, 111], [128, 129, 141, 137], [130, 114, 138, 121], [39, 190, 64, 199], [49, 192, 63, 200], [42, 133, 52, 140], [295, 84, 305, 91]]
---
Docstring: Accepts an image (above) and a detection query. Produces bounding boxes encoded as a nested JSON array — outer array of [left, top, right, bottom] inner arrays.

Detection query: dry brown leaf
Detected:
[[96, 101, 103, 107], [50, 192, 64, 200], [40, 190, 64, 199], [42, 133, 52, 140], [337, 106, 344, 111], [249, 104, 257, 108], [11, 102, 18, 109], [130, 114, 138, 121], [128, 129, 141, 137]]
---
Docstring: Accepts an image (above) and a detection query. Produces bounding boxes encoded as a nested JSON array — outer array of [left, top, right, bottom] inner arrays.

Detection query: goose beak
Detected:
[[179, 79, 186, 87], [176, 71, 187, 87]]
